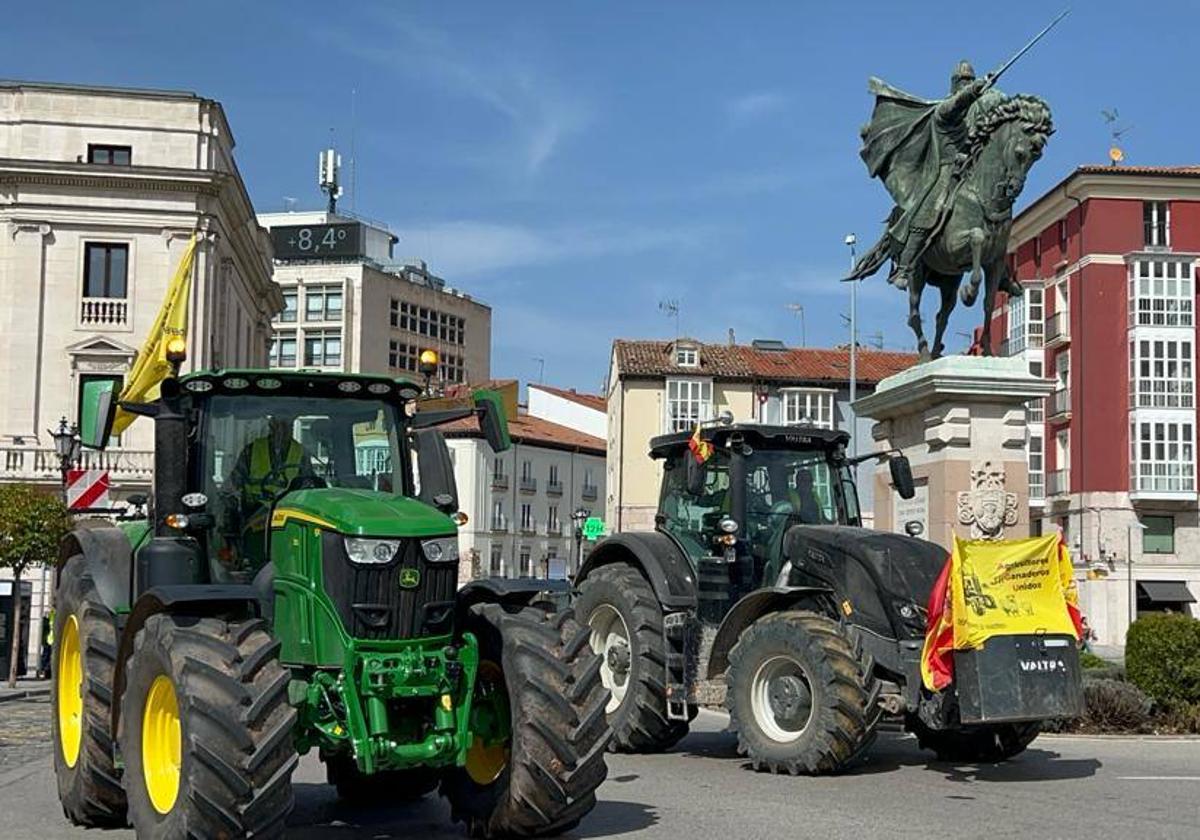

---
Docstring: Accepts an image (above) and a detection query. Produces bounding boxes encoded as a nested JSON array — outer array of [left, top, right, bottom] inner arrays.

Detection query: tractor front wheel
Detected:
[[118, 614, 298, 838], [51, 557, 126, 826], [726, 611, 879, 774], [575, 564, 688, 753], [442, 603, 609, 838]]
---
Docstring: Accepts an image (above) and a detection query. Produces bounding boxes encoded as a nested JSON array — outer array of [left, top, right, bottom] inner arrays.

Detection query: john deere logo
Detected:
[[399, 568, 421, 589]]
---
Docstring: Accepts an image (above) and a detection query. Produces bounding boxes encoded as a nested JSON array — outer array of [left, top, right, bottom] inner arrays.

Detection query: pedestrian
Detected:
[[39, 610, 54, 679]]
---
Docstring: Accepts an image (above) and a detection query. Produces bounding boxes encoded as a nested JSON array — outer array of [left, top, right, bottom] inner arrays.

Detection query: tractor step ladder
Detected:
[[663, 612, 695, 721]]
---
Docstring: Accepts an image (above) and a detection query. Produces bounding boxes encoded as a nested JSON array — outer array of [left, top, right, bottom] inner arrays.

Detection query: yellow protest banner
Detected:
[[948, 534, 1081, 650]]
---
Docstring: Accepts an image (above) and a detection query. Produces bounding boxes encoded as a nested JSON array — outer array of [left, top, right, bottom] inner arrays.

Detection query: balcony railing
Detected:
[[0, 447, 153, 483], [491, 473, 509, 490], [1046, 310, 1070, 346], [80, 296, 128, 327], [519, 476, 537, 493], [1048, 388, 1071, 421], [546, 480, 563, 497], [581, 483, 598, 501], [520, 520, 538, 535], [1047, 469, 1069, 497], [490, 516, 508, 532]]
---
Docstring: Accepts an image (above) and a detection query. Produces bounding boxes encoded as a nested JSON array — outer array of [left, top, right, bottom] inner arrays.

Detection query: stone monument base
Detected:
[[853, 356, 1054, 548]]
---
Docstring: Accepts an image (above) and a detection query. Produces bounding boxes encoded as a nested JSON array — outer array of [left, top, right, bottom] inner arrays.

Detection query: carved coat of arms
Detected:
[[957, 460, 1018, 540]]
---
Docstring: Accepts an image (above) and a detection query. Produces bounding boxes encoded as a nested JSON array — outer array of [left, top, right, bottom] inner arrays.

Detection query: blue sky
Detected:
[[7, 1, 1195, 392]]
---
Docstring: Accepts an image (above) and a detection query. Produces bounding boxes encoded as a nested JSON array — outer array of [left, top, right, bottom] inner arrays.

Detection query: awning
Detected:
[[1137, 581, 1197, 604]]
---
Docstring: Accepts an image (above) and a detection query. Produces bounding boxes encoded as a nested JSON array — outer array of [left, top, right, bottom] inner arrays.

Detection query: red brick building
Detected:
[[989, 165, 1200, 646]]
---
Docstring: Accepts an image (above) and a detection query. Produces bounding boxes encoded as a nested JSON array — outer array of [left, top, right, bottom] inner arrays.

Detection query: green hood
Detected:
[[272, 487, 455, 538]]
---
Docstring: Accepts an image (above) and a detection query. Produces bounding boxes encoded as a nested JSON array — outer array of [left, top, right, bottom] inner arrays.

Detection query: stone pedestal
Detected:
[[853, 356, 1054, 548]]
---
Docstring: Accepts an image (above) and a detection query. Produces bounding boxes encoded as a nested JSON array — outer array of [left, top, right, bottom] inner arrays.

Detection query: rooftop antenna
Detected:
[[350, 88, 357, 211], [532, 356, 545, 384], [866, 330, 884, 350], [318, 142, 343, 214], [282, 196, 297, 212], [659, 298, 680, 338], [785, 303, 806, 347], [1101, 108, 1134, 166]]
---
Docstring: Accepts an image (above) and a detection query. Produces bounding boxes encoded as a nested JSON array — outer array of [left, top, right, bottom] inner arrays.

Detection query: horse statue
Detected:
[[849, 68, 1054, 360]]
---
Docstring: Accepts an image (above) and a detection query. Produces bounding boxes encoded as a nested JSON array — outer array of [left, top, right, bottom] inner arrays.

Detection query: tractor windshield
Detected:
[[196, 394, 409, 581], [659, 450, 731, 561]]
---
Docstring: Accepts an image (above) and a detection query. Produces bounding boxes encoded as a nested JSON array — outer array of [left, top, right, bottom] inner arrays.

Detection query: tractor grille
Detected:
[[321, 532, 459, 640]]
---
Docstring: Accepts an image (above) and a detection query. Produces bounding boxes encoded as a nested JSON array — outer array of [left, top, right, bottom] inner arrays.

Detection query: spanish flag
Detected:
[[110, 234, 197, 435], [688, 424, 713, 464]]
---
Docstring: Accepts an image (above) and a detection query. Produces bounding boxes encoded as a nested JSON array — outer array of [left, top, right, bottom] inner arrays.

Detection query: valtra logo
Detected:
[[1018, 659, 1066, 673]]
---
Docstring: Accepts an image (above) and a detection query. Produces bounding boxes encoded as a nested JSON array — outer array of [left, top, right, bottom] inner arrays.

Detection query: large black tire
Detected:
[[907, 716, 1041, 762], [574, 564, 688, 752], [726, 611, 880, 774], [51, 556, 127, 826], [118, 614, 298, 838], [441, 603, 609, 838], [325, 752, 441, 803]]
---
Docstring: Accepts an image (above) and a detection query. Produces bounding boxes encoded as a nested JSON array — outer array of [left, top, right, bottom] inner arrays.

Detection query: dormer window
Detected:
[[675, 345, 698, 367]]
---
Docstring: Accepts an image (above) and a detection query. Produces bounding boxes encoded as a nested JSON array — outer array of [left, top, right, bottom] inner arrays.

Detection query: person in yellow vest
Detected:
[[230, 416, 313, 512]]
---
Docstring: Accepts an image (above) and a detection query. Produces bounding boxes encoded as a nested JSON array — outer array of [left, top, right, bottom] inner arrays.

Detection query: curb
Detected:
[[1038, 732, 1200, 742], [0, 687, 50, 704]]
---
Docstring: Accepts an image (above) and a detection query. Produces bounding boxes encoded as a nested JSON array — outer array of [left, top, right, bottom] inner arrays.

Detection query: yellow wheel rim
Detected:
[[142, 675, 182, 814], [465, 662, 509, 786], [57, 615, 83, 768]]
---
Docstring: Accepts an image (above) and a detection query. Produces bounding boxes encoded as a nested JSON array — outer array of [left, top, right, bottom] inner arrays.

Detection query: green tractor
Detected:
[[574, 422, 1080, 772], [51, 368, 608, 837]]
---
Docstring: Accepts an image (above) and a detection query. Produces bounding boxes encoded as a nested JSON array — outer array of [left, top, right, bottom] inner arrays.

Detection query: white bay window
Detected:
[[665, 378, 712, 433], [782, 389, 835, 429]]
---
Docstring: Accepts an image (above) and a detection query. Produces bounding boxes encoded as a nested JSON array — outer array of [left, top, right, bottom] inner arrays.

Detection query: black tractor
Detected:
[[574, 422, 1080, 773]]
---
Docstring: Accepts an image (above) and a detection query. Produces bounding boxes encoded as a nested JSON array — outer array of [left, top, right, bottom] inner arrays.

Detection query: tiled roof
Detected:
[[613, 339, 918, 385], [529, 383, 606, 412], [441, 409, 606, 455]]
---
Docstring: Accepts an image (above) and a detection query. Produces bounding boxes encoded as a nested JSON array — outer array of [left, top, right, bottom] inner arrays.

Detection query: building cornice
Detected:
[[0, 158, 225, 195], [1013, 169, 1200, 246]]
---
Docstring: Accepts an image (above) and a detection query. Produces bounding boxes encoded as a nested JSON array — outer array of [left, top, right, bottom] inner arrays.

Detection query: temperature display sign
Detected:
[[270, 222, 364, 260]]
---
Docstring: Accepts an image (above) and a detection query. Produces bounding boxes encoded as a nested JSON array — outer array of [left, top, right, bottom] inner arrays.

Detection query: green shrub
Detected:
[[1126, 613, 1200, 706], [1080, 651, 1113, 670], [1081, 679, 1152, 731], [1160, 702, 1200, 734]]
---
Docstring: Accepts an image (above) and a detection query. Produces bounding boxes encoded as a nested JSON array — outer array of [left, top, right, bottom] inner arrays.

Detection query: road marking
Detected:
[[1119, 776, 1200, 781]]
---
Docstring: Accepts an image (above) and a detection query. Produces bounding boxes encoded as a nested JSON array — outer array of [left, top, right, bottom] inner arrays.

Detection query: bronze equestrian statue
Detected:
[[848, 14, 1065, 360]]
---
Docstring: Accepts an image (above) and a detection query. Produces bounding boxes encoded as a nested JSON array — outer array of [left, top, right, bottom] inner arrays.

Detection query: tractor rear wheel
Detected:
[[51, 557, 126, 826], [906, 716, 1041, 762], [575, 564, 688, 752], [726, 611, 879, 774], [118, 614, 298, 838], [442, 603, 609, 838], [325, 753, 441, 803]]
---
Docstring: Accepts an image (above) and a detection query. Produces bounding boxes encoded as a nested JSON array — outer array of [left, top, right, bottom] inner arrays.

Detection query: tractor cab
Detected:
[[650, 423, 908, 622]]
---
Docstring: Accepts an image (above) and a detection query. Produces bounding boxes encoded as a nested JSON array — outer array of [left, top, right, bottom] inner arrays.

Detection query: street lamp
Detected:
[[571, 507, 590, 574], [1127, 520, 1148, 633], [48, 416, 81, 498], [418, 348, 440, 396], [844, 234, 859, 467]]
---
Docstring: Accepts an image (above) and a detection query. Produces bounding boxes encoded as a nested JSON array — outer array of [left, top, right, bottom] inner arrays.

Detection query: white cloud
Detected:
[[320, 15, 588, 176], [393, 220, 703, 277], [726, 91, 788, 121]]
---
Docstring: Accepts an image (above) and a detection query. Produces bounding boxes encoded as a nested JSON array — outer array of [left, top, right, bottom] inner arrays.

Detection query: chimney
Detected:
[[728, 328, 736, 347]]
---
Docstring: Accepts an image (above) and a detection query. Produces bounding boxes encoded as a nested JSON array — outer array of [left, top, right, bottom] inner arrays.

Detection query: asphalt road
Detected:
[[2, 701, 1198, 840]]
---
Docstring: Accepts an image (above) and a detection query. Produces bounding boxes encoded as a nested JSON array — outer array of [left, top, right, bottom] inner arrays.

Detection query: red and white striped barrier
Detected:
[[66, 468, 110, 510]]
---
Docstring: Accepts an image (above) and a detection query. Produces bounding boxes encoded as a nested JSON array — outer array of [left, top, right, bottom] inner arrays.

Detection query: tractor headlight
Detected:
[[344, 537, 399, 565], [421, 537, 460, 564]]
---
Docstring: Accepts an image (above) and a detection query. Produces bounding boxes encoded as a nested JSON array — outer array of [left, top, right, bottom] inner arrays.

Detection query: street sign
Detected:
[[582, 517, 605, 541], [66, 468, 110, 510]]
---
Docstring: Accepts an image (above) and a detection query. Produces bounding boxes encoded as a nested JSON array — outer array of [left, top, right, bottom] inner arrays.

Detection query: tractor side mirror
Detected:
[[78, 377, 119, 450], [889, 454, 915, 500], [473, 389, 511, 453], [413, 429, 458, 513], [686, 457, 707, 496]]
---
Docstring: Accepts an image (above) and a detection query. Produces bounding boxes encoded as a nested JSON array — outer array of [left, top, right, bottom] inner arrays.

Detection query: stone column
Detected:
[[853, 356, 1054, 548]]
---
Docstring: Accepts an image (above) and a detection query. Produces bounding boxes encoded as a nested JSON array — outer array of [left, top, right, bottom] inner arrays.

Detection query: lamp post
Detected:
[[418, 348, 440, 396], [1127, 520, 1148, 634], [571, 507, 590, 575], [48, 416, 81, 503], [844, 233, 858, 462]]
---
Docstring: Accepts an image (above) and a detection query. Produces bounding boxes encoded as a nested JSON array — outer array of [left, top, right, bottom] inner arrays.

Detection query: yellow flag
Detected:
[[111, 234, 198, 435]]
